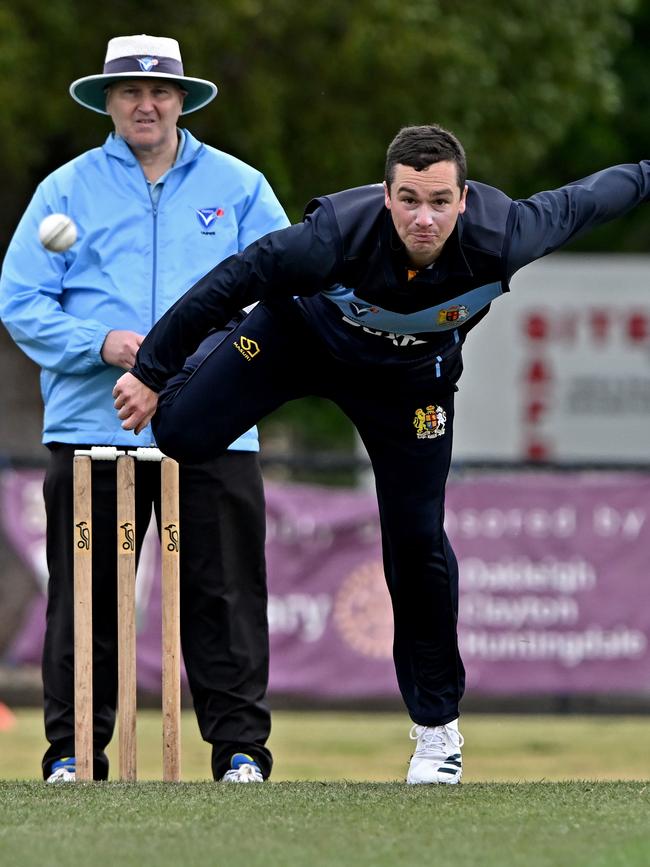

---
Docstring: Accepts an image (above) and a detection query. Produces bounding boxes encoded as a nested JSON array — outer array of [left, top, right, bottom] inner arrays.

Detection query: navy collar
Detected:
[[383, 211, 474, 287]]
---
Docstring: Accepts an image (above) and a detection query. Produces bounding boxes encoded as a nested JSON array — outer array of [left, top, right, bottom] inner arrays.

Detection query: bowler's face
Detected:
[[384, 161, 467, 268], [106, 79, 185, 155]]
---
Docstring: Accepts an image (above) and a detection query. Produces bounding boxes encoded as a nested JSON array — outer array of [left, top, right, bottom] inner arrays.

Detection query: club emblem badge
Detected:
[[437, 304, 469, 325], [195, 207, 225, 228], [349, 302, 379, 317], [413, 404, 447, 439], [137, 56, 159, 72]]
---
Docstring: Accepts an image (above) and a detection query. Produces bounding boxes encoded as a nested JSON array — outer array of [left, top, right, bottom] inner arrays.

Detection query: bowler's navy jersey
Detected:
[[133, 162, 650, 392], [295, 180, 510, 375]]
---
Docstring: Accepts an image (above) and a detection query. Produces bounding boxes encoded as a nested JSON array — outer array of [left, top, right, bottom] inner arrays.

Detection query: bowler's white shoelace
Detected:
[[409, 723, 464, 755]]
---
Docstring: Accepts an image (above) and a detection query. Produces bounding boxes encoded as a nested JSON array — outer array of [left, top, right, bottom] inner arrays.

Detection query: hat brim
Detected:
[[69, 72, 217, 115]]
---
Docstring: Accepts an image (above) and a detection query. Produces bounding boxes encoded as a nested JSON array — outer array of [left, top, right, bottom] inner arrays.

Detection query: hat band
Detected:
[[103, 55, 184, 76]]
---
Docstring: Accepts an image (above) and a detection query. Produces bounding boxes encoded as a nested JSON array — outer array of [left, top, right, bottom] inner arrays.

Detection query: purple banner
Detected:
[[2, 470, 649, 698], [449, 473, 650, 693]]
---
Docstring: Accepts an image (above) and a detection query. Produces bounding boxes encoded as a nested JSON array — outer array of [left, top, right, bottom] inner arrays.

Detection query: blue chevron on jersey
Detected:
[[322, 280, 504, 335]]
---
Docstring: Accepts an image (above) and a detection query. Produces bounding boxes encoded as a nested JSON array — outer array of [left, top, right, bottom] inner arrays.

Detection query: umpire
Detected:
[[0, 34, 288, 783]]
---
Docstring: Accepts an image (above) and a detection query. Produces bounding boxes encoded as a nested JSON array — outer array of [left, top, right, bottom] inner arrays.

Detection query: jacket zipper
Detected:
[[151, 200, 158, 330]]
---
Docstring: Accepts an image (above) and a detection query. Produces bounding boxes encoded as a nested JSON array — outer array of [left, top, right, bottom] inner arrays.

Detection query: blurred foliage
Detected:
[[0, 0, 639, 227], [531, 0, 650, 251], [0, 0, 646, 457]]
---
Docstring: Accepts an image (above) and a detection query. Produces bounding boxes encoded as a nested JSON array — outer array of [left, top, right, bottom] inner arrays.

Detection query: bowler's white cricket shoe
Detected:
[[406, 719, 463, 785], [221, 753, 264, 783], [46, 757, 76, 783]]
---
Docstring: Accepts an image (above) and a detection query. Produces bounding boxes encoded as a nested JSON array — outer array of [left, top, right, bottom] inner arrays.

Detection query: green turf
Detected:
[[2, 709, 650, 782], [2, 711, 649, 866], [1, 780, 649, 867]]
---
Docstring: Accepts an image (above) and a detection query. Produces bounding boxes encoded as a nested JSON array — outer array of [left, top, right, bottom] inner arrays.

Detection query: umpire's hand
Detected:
[[113, 372, 158, 434]]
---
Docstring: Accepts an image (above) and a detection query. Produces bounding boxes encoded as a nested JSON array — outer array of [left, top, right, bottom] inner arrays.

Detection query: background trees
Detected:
[[0, 0, 641, 232], [0, 0, 646, 460]]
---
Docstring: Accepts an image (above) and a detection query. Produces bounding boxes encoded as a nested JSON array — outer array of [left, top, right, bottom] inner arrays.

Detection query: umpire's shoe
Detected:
[[406, 720, 463, 785], [46, 757, 76, 783], [221, 753, 264, 783]]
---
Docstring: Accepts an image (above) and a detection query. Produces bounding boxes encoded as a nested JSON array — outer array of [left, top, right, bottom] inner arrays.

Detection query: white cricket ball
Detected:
[[38, 213, 78, 252]]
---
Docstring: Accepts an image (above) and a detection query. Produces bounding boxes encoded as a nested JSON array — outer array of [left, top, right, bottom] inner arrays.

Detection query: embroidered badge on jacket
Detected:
[[413, 405, 447, 439], [195, 207, 225, 228]]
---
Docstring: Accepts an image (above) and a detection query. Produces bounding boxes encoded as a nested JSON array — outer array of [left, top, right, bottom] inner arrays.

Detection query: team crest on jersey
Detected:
[[437, 305, 469, 326], [413, 405, 447, 439], [137, 56, 159, 72], [195, 207, 225, 228]]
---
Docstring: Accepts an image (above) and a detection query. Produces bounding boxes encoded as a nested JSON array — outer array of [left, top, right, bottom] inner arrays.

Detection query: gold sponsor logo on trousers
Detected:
[[234, 335, 260, 360]]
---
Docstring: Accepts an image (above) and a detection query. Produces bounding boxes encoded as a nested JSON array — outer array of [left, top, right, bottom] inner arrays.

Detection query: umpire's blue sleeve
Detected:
[[505, 161, 650, 277], [132, 205, 340, 392]]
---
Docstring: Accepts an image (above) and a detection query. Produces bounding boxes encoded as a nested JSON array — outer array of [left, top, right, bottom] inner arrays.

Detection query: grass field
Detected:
[[2, 709, 650, 782], [1, 711, 649, 866]]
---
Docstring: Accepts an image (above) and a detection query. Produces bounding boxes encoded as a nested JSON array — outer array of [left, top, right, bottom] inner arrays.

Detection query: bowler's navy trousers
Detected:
[[155, 298, 465, 725]]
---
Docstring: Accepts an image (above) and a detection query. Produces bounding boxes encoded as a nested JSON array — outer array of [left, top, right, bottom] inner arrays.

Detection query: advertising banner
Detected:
[[2, 470, 649, 698]]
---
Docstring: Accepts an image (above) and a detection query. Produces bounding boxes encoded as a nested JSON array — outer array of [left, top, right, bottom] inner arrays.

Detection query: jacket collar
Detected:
[[103, 128, 203, 168]]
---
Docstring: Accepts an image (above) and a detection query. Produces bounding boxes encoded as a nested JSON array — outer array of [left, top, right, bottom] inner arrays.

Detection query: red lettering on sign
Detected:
[[524, 439, 551, 461], [524, 359, 553, 384], [524, 400, 546, 424], [523, 313, 548, 341], [589, 310, 610, 342], [627, 313, 649, 343]]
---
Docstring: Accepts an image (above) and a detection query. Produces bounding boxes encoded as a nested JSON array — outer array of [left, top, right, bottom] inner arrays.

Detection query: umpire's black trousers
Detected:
[[42, 444, 272, 780], [155, 300, 465, 726]]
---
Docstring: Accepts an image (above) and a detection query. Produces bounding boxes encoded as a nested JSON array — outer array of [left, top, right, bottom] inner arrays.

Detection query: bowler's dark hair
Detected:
[[385, 125, 467, 191]]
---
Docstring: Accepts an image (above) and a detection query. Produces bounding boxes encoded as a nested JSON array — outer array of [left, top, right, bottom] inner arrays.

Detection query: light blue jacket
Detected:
[[0, 130, 289, 449]]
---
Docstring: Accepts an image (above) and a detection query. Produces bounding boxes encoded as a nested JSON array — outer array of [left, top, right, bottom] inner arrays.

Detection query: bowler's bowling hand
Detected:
[[113, 372, 158, 434]]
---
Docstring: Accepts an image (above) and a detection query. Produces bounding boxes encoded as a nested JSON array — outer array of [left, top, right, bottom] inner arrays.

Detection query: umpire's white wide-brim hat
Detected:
[[69, 34, 218, 115]]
